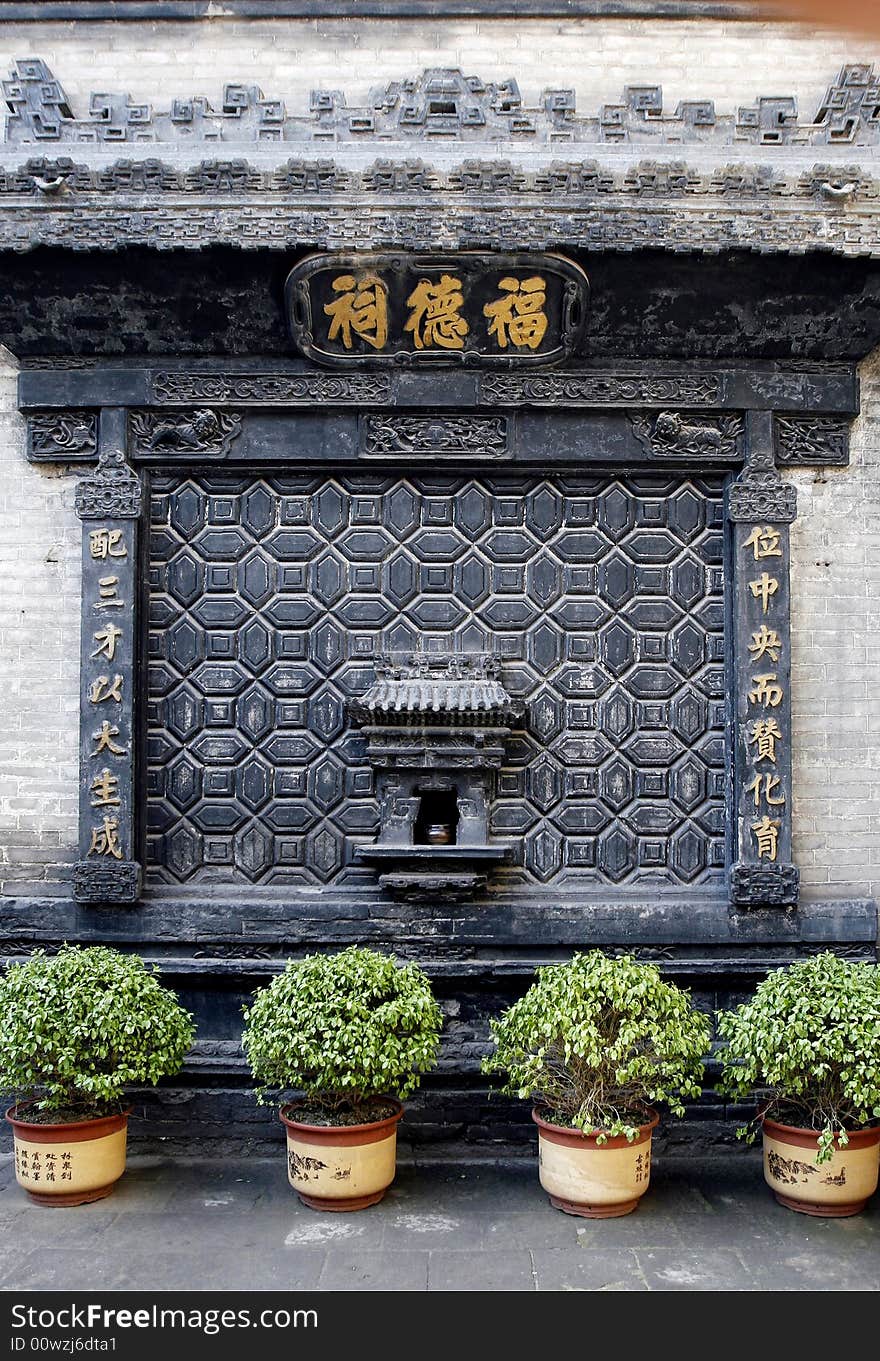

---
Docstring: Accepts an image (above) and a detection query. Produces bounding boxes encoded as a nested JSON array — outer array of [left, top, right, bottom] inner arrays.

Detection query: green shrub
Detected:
[[0, 944, 195, 1117], [241, 946, 443, 1114], [482, 949, 711, 1142], [716, 951, 880, 1162]]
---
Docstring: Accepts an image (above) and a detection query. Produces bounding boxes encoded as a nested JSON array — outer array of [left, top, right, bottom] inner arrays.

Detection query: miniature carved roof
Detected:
[[349, 652, 525, 727]]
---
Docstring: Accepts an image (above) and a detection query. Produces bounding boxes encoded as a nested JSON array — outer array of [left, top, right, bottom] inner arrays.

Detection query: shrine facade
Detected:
[[1, 27, 878, 1151]]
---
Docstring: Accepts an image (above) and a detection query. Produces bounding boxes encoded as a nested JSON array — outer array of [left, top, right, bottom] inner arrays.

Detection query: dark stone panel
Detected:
[[2, 249, 880, 362], [0, 891, 871, 1150]]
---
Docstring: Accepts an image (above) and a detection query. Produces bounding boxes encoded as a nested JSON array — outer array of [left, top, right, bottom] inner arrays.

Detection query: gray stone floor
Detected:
[[1, 1150, 878, 1292]]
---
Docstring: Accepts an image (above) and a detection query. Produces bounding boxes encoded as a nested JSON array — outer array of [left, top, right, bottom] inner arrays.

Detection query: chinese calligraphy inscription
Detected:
[[286, 252, 588, 367]]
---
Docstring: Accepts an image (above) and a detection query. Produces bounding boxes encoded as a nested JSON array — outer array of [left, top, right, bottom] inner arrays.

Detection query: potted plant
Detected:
[[0, 944, 195, 1207], [716, 950, 880, 1217], [241, 945, 442, 1211], [481, 949, 710, 1218]]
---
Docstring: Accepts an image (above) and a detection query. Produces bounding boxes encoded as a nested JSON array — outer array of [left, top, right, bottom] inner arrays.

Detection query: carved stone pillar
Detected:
[[72, 408, 144, 904], [727, 410, 799, 908]]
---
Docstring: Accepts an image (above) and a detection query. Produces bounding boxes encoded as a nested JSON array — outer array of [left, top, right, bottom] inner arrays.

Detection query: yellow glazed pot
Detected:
[[762, 1116, 880, 1217], [280, 1100, 403, 1211], [6, 1105, 129, 1207], [532, 1107, 660, 1218]]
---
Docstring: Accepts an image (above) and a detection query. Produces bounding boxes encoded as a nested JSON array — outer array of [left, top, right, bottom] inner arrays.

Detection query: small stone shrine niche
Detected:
[[348, 651, 525, 900]]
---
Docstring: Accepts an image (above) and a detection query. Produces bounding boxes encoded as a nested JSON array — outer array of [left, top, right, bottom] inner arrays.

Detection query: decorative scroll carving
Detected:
[[130, 409, 242, 457], [728, 411, 798, 910], [727, 477, 797, 523], [27, 411, 97, 462], [730, 862, 800, 907], [480, 373, 722, 406], [152, 372, 391, 405], [73, 860, 141, 904], [6, 60, 880, 148], [774, 415, 851, 466], [362, 415, 509, 459], [727, 433, 797, 525], [630, 412, 742, 460], [378, 872, 488, 901], [74, 446, 143, 520]]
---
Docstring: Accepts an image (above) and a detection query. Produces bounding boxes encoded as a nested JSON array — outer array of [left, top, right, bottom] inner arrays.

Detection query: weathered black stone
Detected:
[[3, 249, 880, 362]]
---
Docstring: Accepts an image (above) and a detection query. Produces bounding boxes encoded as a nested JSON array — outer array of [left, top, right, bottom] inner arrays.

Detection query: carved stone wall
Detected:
[[147, 471, 726, 888]]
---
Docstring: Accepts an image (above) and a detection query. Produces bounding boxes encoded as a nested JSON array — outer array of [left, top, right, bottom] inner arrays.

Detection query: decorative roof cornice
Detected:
[[1, 61, 879, 255], [5, 60, 880, 148]]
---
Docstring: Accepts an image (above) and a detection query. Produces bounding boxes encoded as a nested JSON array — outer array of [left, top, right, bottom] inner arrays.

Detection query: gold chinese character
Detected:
[[90, 768, 121, 808], [323, 272, 388, 351], [484, 275, 548, 350], [95, 576, 124, 610], [746, 772, 786, 808], [88, 674, 124, 705], [751, 814, 780, 861], [748, 624, 782, 663], [744, 525, 783, 561], [748, 673, 784, 708], [91, 625, 123, 662], [749, 718, 782, 763], [405, 275, 468, 350], [91, 721, 127, 757], [748, 573, 779, 614], [87, 816, 123, 860], [88, 529, 127, 560]]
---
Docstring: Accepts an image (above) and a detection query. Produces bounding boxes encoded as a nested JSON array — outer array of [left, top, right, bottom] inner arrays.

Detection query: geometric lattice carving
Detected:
[[147, 473, 726, 887]]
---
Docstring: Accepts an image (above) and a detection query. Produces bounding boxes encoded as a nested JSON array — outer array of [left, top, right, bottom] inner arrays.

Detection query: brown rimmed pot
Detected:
[[762, 1115, 880, 1217], [280, 1099, 404, 1212], [532, 1107, 660, 1218], [6, 1103, 130, 1207]]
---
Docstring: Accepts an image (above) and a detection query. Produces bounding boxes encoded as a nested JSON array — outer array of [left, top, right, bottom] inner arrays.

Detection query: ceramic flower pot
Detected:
[[532, 1107, 660, 1218], [762, 1116, 880, 1217], [6, 1104, 130, 1207], [280, 1099, 404, 1211]]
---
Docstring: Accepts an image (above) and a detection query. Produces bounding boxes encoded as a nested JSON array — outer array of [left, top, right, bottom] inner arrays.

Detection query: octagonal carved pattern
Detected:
[[146, 473, 726, 888]]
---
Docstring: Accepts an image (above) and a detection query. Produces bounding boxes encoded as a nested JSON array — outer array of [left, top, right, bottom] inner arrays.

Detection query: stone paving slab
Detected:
[[1, 1152, 878, 1292]]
